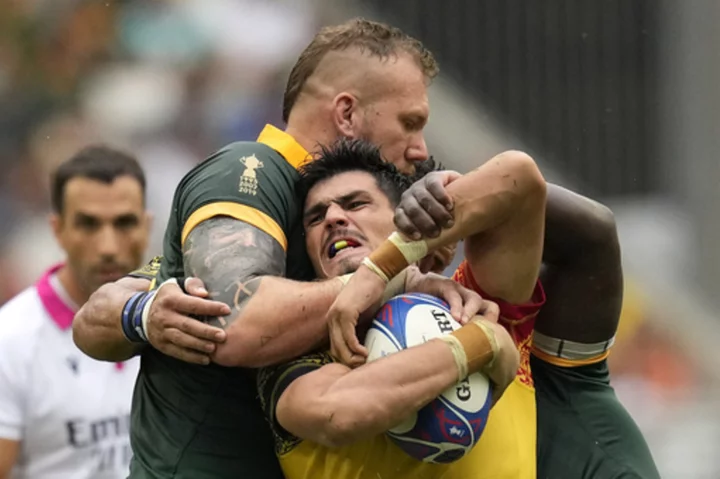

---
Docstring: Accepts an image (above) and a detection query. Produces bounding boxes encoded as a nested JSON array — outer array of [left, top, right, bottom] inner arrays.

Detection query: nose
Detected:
[[96, 225, 120, 258], [406, 134, 429, 164], [323, 203, 349, 229]]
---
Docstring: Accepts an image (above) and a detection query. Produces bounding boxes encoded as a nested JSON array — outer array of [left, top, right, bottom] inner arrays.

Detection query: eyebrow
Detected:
[[303, 190, 366, 221]]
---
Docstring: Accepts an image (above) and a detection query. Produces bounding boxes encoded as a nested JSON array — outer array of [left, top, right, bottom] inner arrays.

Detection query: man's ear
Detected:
[[49, 213, 65, 249], [331, 92, 362, 138]]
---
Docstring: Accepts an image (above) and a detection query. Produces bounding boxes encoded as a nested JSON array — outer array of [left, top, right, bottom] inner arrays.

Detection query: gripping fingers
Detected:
[[184, 277, 209, 297], [412, 183, 454, 229], [165, 327, 217, 354], [399, 193, 440, 238], [160, 342, 212, 365], [329, 317, 351, 365], [425, 173, 456, 211], [171, 312, 226, 342], [343, 317, 368, 359], [480, 301, 500, 323], [460, 291, 485, 325], [443, 288, 464, 323], [394, 207, 421, 240]]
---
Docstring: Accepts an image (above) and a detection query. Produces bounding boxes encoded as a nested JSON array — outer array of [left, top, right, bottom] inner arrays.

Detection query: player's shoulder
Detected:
[[0, 286, 46, 352], [195, 141, 290, 175]]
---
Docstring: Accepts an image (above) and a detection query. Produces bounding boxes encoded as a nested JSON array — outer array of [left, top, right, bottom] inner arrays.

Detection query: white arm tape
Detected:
[[362, 257, 390, 283], [388, 232, 429, 265], [335, 270, 406, 304], [381, 269, 407, 304], [437, 335, 469, 382], [532, 330, 616, 360]]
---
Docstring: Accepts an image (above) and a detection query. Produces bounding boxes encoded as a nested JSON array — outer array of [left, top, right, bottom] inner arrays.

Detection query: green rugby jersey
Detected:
[[129, 125, 315, 479], [532, 356, 660, 479]]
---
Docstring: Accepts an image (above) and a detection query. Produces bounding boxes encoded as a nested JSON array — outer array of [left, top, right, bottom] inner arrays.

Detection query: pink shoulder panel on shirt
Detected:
[[35, 263, 74, 331]]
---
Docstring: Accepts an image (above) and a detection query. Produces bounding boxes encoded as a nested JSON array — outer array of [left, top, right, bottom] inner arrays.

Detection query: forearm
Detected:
[[425, 151, 543, 250], [280, 339, 459, 447], [212, 276, 343, 367], [72, 277, 147, 362], [369, 151, 544, 282]]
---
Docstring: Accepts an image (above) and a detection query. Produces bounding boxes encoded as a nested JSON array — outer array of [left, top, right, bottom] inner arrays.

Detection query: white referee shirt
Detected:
[[0, 264, 140, 479]]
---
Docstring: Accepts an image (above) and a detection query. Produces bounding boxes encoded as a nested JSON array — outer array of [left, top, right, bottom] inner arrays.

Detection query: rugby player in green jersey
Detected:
[[73, 18, 483, 479], [73, 17, 659, 479]]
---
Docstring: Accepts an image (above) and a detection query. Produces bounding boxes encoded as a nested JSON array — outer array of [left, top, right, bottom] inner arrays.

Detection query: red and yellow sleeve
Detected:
[[452, 259, 546, 323]]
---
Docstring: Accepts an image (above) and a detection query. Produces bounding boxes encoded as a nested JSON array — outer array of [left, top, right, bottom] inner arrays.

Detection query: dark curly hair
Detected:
[[299, 139, 427, 206]]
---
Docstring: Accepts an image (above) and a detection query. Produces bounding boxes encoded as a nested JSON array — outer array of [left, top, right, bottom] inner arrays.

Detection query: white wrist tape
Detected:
[[473, 320, 499, 371], [380, 269, 407, 304], [362, 257, 390, 283], [336, 274, 353, 286], [388, 232, 429, 265], [438, 335, 469, 382]]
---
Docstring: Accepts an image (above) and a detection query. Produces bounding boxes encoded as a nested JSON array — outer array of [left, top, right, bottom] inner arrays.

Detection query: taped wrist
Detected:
[[335, 269, 407, 304], [365, 232, 429, 282], [380, 269, 407, 304], [120, 278, 188, 344], [121, 291, 155, 343], [438, 319, 498, 380]]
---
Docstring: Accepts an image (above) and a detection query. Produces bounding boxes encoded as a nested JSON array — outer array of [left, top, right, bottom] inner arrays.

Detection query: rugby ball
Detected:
[[364, 293, 492, 464]]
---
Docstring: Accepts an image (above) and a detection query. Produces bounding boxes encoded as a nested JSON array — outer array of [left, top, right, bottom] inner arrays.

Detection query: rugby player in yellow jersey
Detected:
[[72, 19, 487, 478], [71, 16, 658, 479], [249, 138, 545, 479]]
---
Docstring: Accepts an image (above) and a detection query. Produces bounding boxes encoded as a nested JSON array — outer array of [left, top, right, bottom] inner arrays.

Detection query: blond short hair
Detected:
[[282, 18, 439, 122]]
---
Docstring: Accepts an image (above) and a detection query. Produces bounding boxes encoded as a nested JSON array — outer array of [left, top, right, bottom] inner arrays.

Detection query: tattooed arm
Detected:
[[184, 217, 344, 368]]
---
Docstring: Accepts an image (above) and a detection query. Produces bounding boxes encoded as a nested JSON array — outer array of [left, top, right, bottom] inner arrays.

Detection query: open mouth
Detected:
[[328, 238, 361, 259]]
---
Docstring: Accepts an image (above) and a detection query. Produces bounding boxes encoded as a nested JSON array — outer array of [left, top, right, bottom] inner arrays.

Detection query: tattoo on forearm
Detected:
[[183, 217, 286, 329]]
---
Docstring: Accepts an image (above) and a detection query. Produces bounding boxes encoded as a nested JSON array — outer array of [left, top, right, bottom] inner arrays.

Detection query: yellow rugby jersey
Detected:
[[256, 261, 546, 479]]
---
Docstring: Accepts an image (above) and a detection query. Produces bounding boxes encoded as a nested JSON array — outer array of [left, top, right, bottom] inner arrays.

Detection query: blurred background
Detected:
[[0, 0, 717, 476]]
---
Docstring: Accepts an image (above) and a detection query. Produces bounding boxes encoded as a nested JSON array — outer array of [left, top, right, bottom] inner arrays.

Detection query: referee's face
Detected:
[[51, 175, 150, 298]]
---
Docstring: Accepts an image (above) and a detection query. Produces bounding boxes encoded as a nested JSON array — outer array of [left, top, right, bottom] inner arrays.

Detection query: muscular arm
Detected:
[[275, 339, 460, 448], [535, 184, 622, 343], [0, 439, 19, 479], [399, 151, 546, 302], [73, 277, 149, 361], [461, 151, 546, 303], [183, 218, 344, 368]]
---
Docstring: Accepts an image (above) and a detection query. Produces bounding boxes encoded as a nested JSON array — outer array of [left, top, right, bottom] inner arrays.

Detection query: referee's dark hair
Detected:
[[299, 138, 436, 207], [51, 145, 146, 214]]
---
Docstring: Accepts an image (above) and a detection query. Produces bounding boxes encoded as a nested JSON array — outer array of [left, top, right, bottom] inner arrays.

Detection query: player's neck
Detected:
[[55, 265, 89, 306], [285, 114, 335, 155]]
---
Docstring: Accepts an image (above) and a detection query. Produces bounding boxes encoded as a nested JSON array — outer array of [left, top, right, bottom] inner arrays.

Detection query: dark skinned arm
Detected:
[[535, 184, 622, 344]]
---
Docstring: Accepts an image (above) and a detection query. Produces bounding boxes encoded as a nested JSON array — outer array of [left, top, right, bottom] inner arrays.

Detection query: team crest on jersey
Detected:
[[128, 256, 162, 281], [239, 155, 264, 196]]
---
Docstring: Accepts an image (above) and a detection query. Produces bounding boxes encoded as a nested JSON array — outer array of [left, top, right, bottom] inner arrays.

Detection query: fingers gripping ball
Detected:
[[364, 293, 492, 464]]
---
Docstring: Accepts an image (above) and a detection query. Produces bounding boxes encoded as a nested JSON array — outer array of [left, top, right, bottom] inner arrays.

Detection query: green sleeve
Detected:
[[257, 352, 334, 455], [532, 355, 661, 479], [176, 142, 299, 249]]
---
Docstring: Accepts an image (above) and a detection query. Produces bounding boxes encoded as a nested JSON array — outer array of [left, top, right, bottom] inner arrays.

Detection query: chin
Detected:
[[323, 258, 362, 278]]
